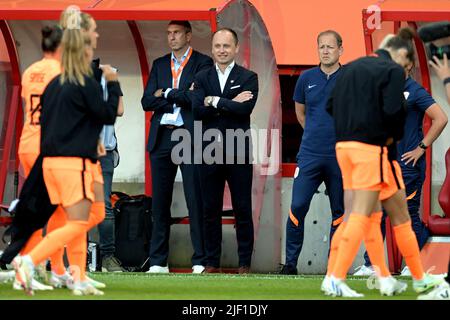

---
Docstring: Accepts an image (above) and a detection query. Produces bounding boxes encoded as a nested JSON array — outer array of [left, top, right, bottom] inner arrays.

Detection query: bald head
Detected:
[[212, 28, 239, 70]]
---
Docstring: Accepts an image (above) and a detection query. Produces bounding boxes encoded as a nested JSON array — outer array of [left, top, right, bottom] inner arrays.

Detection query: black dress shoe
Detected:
[[279, 264, 298, 275], [238, 266, 250, 274], [204, 266, 221, 273]]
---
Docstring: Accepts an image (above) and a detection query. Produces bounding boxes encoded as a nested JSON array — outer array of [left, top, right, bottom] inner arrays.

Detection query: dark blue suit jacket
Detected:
[[141, 50, 213, 152], [192, 63, 258, 158]]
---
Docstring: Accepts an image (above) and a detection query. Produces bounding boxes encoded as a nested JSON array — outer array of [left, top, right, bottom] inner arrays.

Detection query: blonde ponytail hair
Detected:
[[60, 28, 92, 86]]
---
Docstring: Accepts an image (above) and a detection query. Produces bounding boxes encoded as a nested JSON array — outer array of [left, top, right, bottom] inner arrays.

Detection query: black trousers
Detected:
[[149, 127, 205, 266], [199, 161, 254, 268]]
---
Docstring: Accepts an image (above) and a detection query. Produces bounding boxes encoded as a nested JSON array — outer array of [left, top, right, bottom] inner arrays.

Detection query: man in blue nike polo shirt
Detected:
[[280, 30, 345, 275]]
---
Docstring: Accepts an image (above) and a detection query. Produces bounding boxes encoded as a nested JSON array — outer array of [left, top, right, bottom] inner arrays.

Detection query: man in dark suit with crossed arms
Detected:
[[192, 28, 258, 274], [141, 20, 213, 274]]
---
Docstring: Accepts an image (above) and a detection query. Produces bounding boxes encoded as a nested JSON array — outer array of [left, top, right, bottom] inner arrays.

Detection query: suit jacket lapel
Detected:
[[222, 64, 240, 97], [209, 67, 222, 96], [162, 56, 172, 88]]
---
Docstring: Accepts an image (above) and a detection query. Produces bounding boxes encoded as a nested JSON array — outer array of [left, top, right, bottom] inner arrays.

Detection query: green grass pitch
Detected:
[[0, 273, 418, 300]]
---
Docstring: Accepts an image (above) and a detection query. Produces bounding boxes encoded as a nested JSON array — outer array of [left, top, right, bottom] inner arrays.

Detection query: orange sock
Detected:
[[332, 214, 370, 279], [326, 221, 346, 276], [66, 232, 88, 282], [28, 220, 88, 267], [47, 206, 67, 275], [62, 202, 103, 281], [87, 201, 105, 230], [393, 220, 424, 280], [364, 212, 390, 277], [20, 229, 43, 255]]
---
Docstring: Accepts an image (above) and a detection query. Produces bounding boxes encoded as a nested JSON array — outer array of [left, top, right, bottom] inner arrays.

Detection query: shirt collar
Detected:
[[318, 63, 342, 78], [215, 61, 235, 74], [171, 46, 191, 64], [374, 49, 393, 61]]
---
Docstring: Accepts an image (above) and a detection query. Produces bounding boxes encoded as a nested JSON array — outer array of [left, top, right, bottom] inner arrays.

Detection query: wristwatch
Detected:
[[418, 141, 428, 150], [206, 96, 214, 106], [444, 77, 450, 86]]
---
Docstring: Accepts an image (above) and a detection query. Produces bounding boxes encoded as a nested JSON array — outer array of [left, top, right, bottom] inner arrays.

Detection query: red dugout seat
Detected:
[[419, 148, 450, 275], [428, 148, 450, 235]]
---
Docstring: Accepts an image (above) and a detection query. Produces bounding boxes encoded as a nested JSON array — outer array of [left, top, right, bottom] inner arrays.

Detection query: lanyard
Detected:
[[171, 48, 193, 89]]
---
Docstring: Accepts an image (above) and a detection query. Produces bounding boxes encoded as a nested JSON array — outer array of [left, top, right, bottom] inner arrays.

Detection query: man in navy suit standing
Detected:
[[141, 20, 213, 274], [192, 28, 258, 274]]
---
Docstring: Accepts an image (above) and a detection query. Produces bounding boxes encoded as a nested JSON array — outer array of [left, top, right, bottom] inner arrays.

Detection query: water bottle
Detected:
[[87, 243, 97, 272]]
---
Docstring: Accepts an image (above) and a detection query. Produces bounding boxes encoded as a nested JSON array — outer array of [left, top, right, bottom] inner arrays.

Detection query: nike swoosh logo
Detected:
[[308, 84, 317, 89]]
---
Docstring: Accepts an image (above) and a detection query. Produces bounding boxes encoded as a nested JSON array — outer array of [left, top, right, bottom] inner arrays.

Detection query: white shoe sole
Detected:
[[192, 270, 205, 274], [12, 259, 33, 296], [147, 268, 170, 274], [13, 281, 53, 291], [381, 285, 407, 296], [0, 271, 15, 283]]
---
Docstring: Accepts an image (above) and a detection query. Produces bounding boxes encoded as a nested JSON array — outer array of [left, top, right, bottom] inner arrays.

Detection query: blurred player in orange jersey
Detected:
[[45, 8, 121, 291], [19, 26, 62, 174], [39, 8, 115, 292], [11, 24, 64, 292]]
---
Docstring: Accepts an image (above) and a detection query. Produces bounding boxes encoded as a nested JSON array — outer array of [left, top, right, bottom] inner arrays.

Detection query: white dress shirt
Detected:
[[160, 47, 192, 126], [212, 61, 235, 107]]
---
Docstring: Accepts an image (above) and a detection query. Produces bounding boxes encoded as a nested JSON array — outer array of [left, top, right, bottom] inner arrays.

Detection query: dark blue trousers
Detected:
[[285, 156, 344, 267], [199, 161, 253, 268], [364, 162, 430, 266], [98, 151, 115, 257], [149, 127, 206, 267]]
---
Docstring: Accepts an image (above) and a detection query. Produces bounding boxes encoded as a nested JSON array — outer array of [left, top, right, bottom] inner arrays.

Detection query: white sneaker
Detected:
[[192, 265, 205, 274], [323, 276, 364, 298], [320, 275, 332, 294], [49, 271, 73, 289], [379, 276, 407, 296], [0, 270, 15, 283], [146, 265, 169, 274], [413, 273, 445, 293], [400, 266, 411, 276], [12, 255, 35, 296], [86, 275, 106, 289], [417, 281, 450, 300], [353, 265, 376, 276], [72, 281, 104, 296], [13, 278, 53, 291]]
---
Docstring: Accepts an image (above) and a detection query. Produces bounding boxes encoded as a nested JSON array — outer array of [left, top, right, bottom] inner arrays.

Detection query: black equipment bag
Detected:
[[113, 192, 152, 272]]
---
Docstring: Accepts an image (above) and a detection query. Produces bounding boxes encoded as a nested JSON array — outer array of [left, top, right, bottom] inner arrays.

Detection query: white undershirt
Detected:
[[212, 61, 235, 107]]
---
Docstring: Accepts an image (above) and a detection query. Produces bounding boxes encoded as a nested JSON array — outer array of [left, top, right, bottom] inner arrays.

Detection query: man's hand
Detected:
[[429, 53, 450, 81], [204, 96, 214, 107], [386, 137, 394, 146], [97, 141, 106, 157], [232, 91, 253, 103], [101, 64, 118, 82], [401, 146, 426, 166], [154, 89, 164, 98]]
